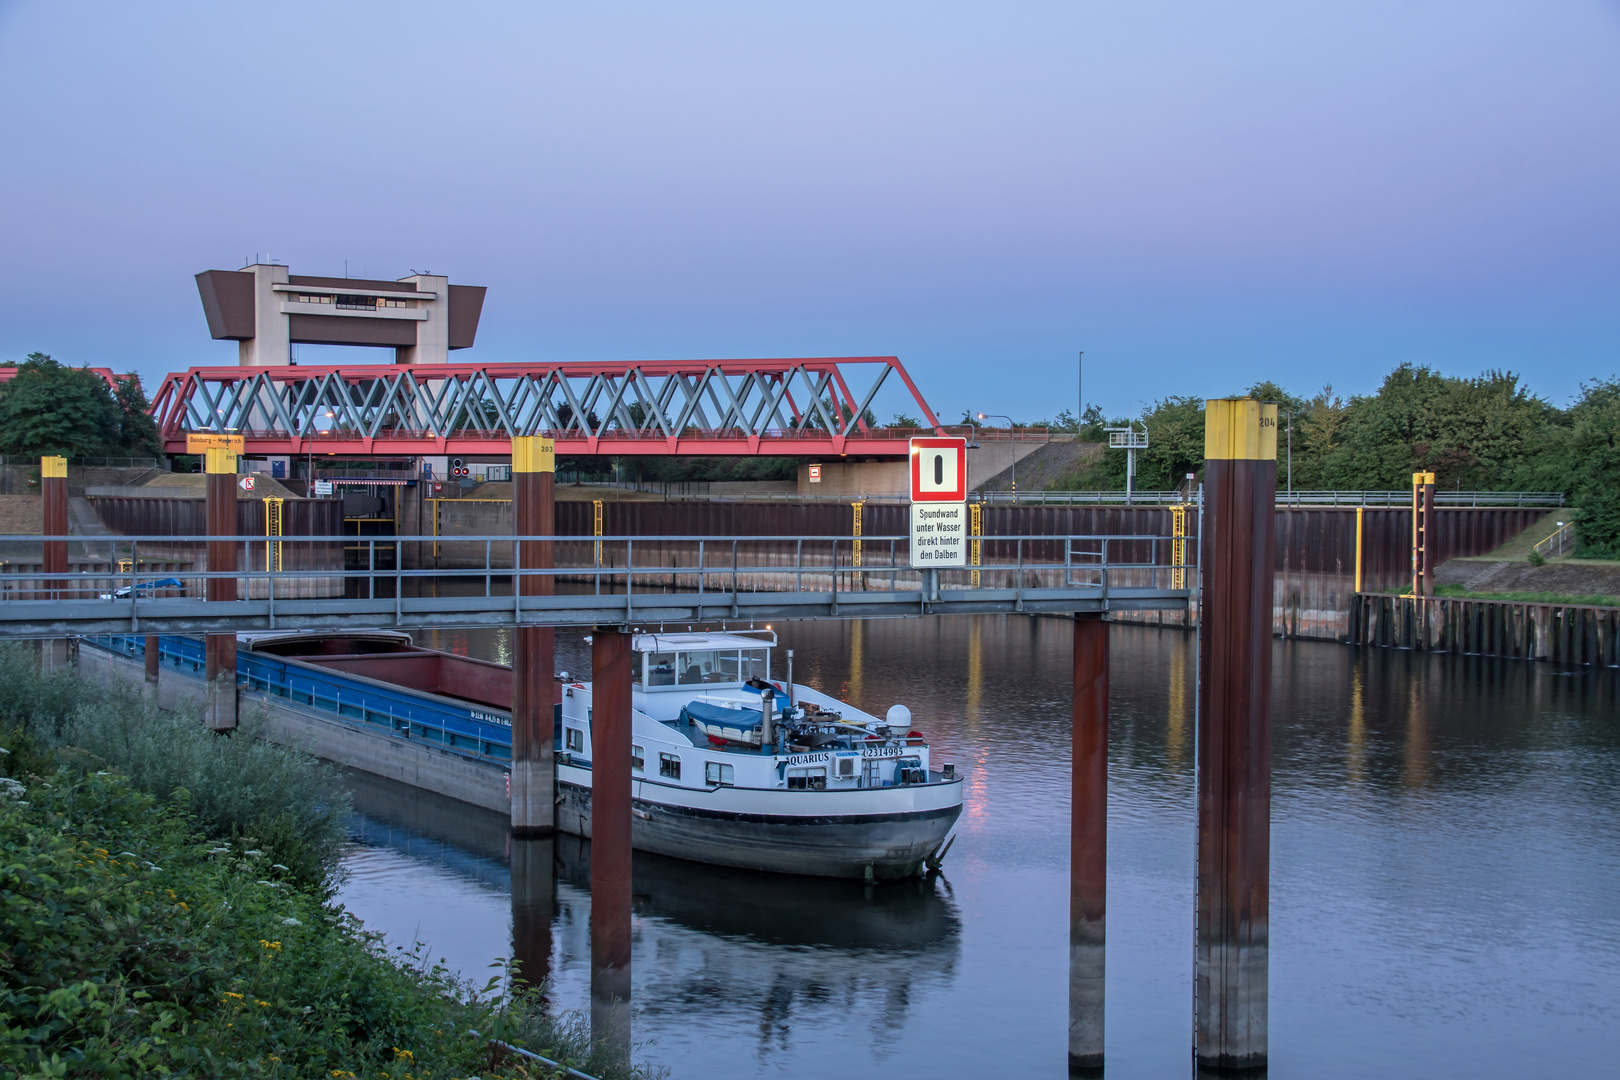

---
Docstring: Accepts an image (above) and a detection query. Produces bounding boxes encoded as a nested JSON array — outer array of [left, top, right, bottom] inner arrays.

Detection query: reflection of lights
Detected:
[[1403, 668, 1428, 789], [1166, 634, 1188, 768], [1347, 663, 1365, 785]]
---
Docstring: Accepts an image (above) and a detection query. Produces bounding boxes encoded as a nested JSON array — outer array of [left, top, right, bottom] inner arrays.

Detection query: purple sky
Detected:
[[1, 1, 1617, 424]]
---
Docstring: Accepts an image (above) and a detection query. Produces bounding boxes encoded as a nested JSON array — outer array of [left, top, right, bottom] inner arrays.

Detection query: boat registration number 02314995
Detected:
[[786, 746, 906, 766]]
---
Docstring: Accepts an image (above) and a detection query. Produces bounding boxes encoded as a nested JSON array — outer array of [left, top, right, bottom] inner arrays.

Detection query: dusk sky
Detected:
[[2, 1, 1617, 424]]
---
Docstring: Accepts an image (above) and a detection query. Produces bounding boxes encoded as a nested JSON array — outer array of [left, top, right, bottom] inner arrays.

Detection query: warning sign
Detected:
[[910, 502, 968, 568], [237, 475, 255, 491], [909, 437, 968, 502]]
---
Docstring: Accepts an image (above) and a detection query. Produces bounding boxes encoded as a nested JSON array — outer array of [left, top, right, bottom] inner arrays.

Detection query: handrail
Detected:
[[1532, 520, 1576, 558], [0, 530, 1194, 635]]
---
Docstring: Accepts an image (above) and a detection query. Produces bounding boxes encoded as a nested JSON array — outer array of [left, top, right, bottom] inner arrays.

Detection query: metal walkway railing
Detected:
[[87, 634, 517, 765], [0, 532, 1193, 636]]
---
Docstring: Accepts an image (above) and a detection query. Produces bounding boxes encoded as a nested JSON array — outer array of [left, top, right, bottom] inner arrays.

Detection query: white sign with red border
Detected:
[[808, 463, 822, 483], [909, 437, 968, 502], [909, 436, 969, 568]]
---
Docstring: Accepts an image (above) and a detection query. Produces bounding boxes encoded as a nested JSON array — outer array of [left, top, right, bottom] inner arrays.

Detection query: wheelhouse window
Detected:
[[786, 766, 826, 791], [632, 745, 644, 773], [705, 762, 734, 786], [676, 650, 725, 685], [565, 728, 585, 752], [659, 753, 681, 780], [737, 649, 769, 681], [646, 652, 676, 687]]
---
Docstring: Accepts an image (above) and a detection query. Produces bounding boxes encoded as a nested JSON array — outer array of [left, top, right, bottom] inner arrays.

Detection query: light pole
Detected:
[[977, 413, 1016, 495], [309, 408, 335, 497]]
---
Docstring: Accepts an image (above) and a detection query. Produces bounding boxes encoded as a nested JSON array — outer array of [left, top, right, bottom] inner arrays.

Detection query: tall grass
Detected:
[[0, 643, 350, 890]]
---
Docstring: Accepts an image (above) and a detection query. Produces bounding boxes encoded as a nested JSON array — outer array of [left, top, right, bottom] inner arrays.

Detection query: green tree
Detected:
[[113, 374, 163, 458], [0, 353, 123, 458], [1559, 378, 1620, 555], [1319, 364, 1548, 490]]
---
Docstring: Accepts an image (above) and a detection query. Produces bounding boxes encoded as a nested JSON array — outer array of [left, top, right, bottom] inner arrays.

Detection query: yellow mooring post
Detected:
[[970, 502, 982, 587], [1354, 506, 1364, 595], [852, 500, 864, 568]]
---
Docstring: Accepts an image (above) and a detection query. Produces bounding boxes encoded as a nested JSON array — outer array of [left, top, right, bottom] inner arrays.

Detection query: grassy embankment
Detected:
[[1431, 584, 1620, 607], [0, 646, 647, 1079]]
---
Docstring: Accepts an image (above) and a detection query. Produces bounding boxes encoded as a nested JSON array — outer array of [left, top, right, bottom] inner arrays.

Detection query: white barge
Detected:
[[554, 631, 963, 881]]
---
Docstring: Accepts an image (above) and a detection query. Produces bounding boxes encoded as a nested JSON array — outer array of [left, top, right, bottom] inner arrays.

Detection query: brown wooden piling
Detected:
[[41, 456, 67, 597], [590, 627, 633, 1057], [145, 635, 161, 684], [204, 448, 238, 731], [511, 437, 557, 836], [1195, 399, 1277, 1071], [1069, 615, 1109, 1072], [39, 456, 71, 670]]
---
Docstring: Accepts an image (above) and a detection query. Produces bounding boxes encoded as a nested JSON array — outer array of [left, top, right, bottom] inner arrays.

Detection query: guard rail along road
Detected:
[[0, 531, 1193, 637]]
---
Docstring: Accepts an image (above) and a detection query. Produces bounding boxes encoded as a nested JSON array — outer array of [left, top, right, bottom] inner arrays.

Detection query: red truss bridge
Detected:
[[152, 357, 946, 457]]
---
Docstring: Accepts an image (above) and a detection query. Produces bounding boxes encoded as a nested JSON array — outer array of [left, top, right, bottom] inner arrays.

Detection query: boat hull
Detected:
[[556, 765, 963, 880]]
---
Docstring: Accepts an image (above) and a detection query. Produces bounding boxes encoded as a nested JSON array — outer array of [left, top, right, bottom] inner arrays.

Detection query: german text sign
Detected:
[[910, 502, 968, 568]]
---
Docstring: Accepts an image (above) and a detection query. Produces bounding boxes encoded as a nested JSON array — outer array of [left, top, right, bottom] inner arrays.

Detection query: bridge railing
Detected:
[[0, 531, 1194, 632]]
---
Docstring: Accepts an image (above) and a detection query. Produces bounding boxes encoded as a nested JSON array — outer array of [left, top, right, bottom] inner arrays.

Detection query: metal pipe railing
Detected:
[[0, 531, 1197, 621]]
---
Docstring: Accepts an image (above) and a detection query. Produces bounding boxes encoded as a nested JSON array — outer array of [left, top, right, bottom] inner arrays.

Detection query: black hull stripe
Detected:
[[559, 780, 961, 828]]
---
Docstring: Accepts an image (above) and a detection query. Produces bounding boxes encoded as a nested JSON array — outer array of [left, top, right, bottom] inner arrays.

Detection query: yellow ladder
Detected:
[[264, 497, 284, 573], [851, 500, 864, 567], [1171, 504, 1187, 590], [593, 499, 604, 566], [970, 503, 982, 587]]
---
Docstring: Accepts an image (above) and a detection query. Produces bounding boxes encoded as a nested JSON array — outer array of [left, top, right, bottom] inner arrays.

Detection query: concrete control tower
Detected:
[[195, 262, 486, 366]]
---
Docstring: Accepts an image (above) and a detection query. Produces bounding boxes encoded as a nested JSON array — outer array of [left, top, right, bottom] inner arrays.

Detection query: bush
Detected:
[[0, 770, 632, 1078], [1575, 489, 1620, 559], [0, 646, 349, 892], [1528, 550, 1546, 567]]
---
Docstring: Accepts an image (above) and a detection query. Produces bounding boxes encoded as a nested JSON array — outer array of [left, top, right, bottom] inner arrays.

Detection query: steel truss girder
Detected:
[[150, 357, 943, 456]]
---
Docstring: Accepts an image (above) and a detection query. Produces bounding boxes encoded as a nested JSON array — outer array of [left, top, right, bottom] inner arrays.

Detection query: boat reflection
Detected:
[[342, 768, 962, 1055]]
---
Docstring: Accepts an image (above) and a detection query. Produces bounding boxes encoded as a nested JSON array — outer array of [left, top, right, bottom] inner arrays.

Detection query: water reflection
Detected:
[[339, 616, 1620, 1080]]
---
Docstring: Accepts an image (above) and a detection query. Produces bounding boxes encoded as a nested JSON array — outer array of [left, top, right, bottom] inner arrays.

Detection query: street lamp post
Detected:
[[977, 413, 1016, 496]]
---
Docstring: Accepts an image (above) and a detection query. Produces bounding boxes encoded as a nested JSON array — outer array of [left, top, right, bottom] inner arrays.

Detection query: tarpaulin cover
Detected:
[[682, 700, 764, 730]]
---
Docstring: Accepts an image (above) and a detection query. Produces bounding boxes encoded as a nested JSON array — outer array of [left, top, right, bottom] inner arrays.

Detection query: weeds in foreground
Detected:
[[0, 770, 647, 1078]]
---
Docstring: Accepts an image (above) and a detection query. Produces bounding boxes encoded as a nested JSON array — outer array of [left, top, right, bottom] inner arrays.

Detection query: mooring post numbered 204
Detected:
[[1195, 399, 1277, 1072]]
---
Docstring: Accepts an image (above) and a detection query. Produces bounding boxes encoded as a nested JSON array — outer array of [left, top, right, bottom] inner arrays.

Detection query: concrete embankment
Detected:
[[78, 645, 509, 813]]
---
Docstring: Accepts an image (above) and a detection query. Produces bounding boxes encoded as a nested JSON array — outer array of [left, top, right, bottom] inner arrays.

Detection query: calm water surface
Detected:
[[336, 618, 1620, 1078]]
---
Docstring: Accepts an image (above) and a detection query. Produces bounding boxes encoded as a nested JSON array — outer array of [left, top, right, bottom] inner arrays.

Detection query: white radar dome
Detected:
[[886, 705, 913, 729]]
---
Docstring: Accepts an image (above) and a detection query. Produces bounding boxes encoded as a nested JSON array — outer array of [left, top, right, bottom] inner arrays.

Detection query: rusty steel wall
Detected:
[[87, 495, 346, 596]]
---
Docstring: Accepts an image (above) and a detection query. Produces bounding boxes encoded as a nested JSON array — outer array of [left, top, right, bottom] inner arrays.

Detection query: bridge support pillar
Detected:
[[1069, 614, 1109, 1074], [39, 456, 71, 672], [590, 626, 633, 1062], [511, 437, 556, 836], [1195, 399, 1277, 1073], [204, 448, 238, 731]]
